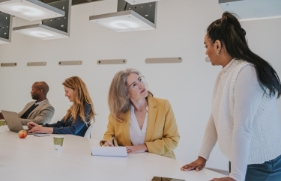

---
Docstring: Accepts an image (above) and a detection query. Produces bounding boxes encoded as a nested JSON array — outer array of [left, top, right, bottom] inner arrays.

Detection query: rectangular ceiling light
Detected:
[[89, 10, 155, 32], [13, 24, 68, 40], [219, 0, 281, 21], [0, 0, 65, 21], [125, 0, 162, 5]]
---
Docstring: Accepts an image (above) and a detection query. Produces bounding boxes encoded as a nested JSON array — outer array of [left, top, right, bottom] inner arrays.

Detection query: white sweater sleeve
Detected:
[[229, 65, 264, 181], [198, 114, 218, 160]]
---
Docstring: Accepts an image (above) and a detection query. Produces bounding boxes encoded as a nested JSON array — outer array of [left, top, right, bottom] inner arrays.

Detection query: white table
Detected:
[[0, 131, 224, 181]]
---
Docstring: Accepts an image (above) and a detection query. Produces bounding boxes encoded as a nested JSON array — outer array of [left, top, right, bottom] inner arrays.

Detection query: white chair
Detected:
[[84, 124, 94, 139]]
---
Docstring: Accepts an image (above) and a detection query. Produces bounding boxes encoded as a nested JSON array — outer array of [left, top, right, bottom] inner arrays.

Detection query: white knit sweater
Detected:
[[199, 59, 281, 181]]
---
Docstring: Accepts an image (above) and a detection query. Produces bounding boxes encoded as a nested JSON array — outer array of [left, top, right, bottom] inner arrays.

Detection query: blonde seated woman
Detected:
[[27, 76, 95, 136], [101, 68, 180, 159]]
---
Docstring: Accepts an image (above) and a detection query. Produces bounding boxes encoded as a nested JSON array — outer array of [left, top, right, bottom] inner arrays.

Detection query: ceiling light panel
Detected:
[[89, 10, 155, 32], [0, 0, 65, 21], [14, 24, 68, 40], [219, 0, 281, 21], [124, 0, 162, 5]]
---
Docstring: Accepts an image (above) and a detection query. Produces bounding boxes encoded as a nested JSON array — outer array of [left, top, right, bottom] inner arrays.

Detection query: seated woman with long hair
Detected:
[[101, 68, 180, 159], [28, 76, 95, 136]]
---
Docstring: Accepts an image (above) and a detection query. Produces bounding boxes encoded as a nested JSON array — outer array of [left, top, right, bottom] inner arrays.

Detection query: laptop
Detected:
[[1, 110, 35, 134]]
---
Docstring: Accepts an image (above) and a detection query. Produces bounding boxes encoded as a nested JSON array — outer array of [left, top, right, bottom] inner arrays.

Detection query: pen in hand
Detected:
[[112, 135, 115, 146]]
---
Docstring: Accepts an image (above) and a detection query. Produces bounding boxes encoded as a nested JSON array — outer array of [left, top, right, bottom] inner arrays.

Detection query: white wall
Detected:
[[0, 0, 280, 170]]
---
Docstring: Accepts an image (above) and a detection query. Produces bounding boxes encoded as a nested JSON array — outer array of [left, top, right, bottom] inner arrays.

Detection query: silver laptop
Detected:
[[1, 110, 28, 133]]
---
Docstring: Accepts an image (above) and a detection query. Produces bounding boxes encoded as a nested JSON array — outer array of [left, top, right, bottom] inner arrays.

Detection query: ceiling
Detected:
[[41, 0, 102, 6]]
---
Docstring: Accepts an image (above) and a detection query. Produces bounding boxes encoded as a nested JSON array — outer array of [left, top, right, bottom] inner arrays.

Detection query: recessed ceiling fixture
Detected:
[[89, 0, 157, 32], [13, 0, 71, 40], [124, 0, 162, 5], [13, 24, 68, 40], [219, 0, 281, 21], [0, 0, 65, 21], [90, 10, 155, 32]]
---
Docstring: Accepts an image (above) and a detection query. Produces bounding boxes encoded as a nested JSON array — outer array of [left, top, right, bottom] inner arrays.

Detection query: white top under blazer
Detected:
[[129, 105, 148, 146]]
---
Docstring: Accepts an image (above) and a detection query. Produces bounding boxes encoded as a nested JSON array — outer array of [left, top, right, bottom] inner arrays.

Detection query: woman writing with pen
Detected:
[[101, 68, 180, 159]]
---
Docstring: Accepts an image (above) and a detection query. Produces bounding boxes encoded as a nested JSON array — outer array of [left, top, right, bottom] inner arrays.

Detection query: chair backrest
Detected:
[[84, 124, 94, 139]]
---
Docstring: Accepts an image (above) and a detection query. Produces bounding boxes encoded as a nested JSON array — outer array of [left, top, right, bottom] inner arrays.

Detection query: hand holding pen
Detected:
[[112, 135, 115, 146], [103, 135, 116, 147]]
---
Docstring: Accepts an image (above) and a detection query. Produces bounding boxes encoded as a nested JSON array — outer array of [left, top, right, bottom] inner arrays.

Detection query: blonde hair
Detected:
[[108, 68, 152, 120], [63, 76, 95, 124]]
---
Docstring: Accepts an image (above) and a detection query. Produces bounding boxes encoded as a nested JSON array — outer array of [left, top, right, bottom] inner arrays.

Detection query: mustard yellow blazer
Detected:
[[102, 96, 180, 159]]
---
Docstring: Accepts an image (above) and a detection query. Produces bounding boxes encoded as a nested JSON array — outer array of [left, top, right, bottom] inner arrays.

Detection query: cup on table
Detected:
[[53, 136, 64, 150], [0, 119, 6, 126]]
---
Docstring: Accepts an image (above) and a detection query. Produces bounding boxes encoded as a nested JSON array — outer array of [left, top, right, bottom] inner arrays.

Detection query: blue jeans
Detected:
[[230, 154, 281, 181]]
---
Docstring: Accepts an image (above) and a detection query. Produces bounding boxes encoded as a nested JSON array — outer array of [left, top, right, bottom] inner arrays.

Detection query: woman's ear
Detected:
[[214, 40, 222, 55]]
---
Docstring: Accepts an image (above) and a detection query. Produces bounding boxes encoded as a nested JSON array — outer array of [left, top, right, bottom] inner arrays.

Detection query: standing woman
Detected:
[[181, 12, 281, 181], [28, 76, 95, 136], [101, 68, 180, 159]]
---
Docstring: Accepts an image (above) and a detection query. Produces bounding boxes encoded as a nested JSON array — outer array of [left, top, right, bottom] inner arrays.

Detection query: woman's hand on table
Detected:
[[181, 157, 207, 171], [28, 125, 53, 134], [126, 144, 148, 153]]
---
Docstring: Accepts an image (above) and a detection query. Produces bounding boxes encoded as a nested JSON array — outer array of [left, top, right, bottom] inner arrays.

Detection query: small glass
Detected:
[[0, 119, 6, 127], [53, 136, 64, 150]]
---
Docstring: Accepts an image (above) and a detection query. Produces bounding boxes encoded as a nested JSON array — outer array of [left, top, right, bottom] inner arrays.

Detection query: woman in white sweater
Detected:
[[181, 12, 281, 181]]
